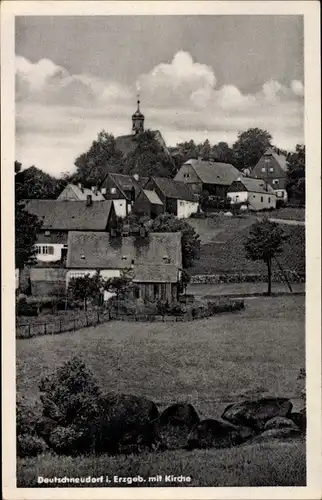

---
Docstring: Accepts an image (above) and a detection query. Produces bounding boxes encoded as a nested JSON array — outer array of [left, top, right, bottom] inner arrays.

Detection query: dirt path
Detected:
[[268, 217, 305, 226]]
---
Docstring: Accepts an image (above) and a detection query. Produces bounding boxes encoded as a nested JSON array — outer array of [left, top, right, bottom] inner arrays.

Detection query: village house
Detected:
[[141, 177, 199, 219], [99, 172, 141, 218], [227, 177, 276, 211], [132, 189, 164, 219], [66, 231, 182, 302], [25, 198, 116, 263], [57, 183, 105, 201], [251, 148, 288, 203], [174, 159, 240, 200]]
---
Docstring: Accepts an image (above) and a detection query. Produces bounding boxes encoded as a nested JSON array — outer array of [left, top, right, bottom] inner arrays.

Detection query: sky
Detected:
[[15, 15, 304, 176]]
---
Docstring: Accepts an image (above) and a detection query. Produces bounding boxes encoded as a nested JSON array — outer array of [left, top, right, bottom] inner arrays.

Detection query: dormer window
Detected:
[[110, 187, 116, 194], [44, 230, 50, 236]]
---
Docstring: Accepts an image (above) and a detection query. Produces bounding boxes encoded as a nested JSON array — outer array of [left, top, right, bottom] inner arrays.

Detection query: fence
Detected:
[[16, 300, 245, 339]]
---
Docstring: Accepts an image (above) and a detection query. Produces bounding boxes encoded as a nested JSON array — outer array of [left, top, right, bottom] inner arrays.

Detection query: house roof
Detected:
[[183, 159, 240, 186], [132, 264, 179, 283], [25, 200, 114, 231], [57, 184, 105, 201], [151, 177, 197, 201], [35, 232, 68, 244], [66, 231, 182, 273], [231, 177, 275, 194], [101, 173, 141, 200], [262, 148, 288, 171], [137, 176, 149, 188], [142, 190, 164, 205]]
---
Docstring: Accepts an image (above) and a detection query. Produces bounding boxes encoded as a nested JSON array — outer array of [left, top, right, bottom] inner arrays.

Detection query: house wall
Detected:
[[133, 192, 152, 218], [174, 164, 203, 195], [34, 243, 66, 262], [227, 191, 276, 211], [30, 268, 67, 296], [136, 282, 178, 302], [177, 199, 199, 219], [112, 199, 128, 218], [252, 156, 287, 189]]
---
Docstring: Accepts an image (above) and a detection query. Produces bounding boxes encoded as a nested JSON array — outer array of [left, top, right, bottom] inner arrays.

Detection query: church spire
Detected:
[[132, 92, 145, 135]]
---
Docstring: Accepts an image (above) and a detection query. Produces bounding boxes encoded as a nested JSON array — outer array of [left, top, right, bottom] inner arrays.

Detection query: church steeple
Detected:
[[132, 93, 145, 135]]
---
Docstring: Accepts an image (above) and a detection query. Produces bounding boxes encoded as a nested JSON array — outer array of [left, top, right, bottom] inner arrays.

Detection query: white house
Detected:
[[227, 177, 276, 211]]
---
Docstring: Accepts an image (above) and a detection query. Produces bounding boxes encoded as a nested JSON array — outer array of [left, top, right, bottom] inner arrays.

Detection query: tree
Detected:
[[174, 140, 200, 164], [244, 217, 288, 295], [200, 139, 212, 160], [73, 131, 124, 186], [15, 165, 68, 201], [103, 269, 133, 300], [180, 269, 191, 295], [148, 214, 200, 269], [286, 144, 305, 204], [15, 200, 42, 270], [232, 128, 273, 171], [68, 273, 103, 311], [211, 142, 234, 164], [122, 130, 176, 178]]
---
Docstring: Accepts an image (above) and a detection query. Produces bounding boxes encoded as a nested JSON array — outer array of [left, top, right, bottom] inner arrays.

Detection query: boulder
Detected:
[[264, 416, 300, 431], [187, 419, 255, 450], [246, 428, 303, 445], [157, 403, 200, 450], [221, 398, 292, 431], [289, 410, 306, 433]]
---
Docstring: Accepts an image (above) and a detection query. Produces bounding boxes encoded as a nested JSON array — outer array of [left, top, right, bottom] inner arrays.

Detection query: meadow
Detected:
[[17, 295, 306, 487]]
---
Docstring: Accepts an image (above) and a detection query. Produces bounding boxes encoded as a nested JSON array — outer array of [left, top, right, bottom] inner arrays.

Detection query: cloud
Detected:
[[15, 53, 304, 176]]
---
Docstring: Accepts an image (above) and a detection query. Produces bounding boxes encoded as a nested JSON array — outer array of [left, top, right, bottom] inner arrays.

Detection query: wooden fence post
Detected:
[[97, 310, 100, 325], [28, 324, 31, 338], [44, 323, 47, 335], [59, 320, 62, 333], [73, 319, 76, 331]]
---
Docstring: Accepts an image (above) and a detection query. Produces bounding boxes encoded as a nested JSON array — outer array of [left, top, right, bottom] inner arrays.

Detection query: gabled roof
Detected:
[[262, 148, 288, 171], [57, 184, 105, 201], [142, 189, 164, 205], [25, 200, 114, 231], [183, 159, 240, 186], [101, 173, 141, 199], [151, 177, 197, 202], [66, 231, 182, 272], [231, 177, 275, 194], [132, 264, 179, 283]]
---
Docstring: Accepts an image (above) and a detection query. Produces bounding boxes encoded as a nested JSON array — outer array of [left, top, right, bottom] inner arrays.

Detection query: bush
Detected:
[[16, 394, 47, 457], [16, 297, 38, 317]]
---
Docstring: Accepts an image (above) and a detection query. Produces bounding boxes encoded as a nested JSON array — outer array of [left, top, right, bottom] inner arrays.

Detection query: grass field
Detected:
[[188, 216, 305, 275], [16, 295, 306, 487]]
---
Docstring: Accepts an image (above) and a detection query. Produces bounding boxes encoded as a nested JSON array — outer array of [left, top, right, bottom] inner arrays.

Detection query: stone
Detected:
[[157, 403, 200, 450], [187, 419, 255, 450], [264, 416, 300, 431], [221, 398, 293, 431], [289, 410, 306, 432], [246, 428, 303, 445]]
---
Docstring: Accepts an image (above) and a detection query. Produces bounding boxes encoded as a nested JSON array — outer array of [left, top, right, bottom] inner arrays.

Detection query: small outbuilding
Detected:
[[227, 177, 276, 211]]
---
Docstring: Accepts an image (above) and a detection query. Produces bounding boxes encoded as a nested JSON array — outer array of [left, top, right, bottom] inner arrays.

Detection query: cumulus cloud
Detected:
[[15, 52, 304, 176]]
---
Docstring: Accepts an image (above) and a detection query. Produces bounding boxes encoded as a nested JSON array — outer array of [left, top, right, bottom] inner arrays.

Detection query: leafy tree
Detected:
[[211, 142, 234, 164], [148, 214, 200, 269], [15, 161, 22, 174], [174, 139, 200, 164], [15, 165, 68, 201], [68, 273, 103, 311], [232, 128, 273, 171], [200, 139, 212, 160], [73, 131, 124, 187], [103, 269, 133, 299], [122, 130, 176, 178], [286, 144, 305, 204], [15, 201, 42, 270], [180, 269, 191, 295], [244, 217, 288, 295]]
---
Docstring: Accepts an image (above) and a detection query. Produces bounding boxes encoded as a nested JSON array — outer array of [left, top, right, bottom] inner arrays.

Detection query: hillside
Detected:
[[188, 216, 305, 275]]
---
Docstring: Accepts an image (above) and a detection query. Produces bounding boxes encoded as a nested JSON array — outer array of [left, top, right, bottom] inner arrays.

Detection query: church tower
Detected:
[[132, 95, 145, 135]]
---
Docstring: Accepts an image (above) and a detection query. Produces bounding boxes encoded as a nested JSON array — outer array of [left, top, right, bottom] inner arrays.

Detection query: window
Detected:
[[272, 179, 279, 185], [261, 167, 266, 173], [261, 196, 263, 202], [35, 245, 54, 255], [268, 197, 271, 203], [269, 168, 274, 172], [110, 187, 116, 194]]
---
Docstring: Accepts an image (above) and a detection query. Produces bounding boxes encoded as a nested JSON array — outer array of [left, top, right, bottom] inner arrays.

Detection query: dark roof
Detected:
[[262, 148, 288, 171], [142, 190, 164, 205], [35, 232, 68, 244], [137, 176, 149, 188], [132, 264, 179, 283], [106, 173, 141, 198], [66, 231, 182, 272], [25, 200, 114, 231], [151, 177, 197, 201], [230, 177, 275, 194], [183, 159, 240, 186]]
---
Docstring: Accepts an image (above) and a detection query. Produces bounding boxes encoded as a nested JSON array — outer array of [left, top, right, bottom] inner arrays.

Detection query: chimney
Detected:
[[133, 173, 139, 182], [86, 194, 93, 206], [78, 182, 82, 190]]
